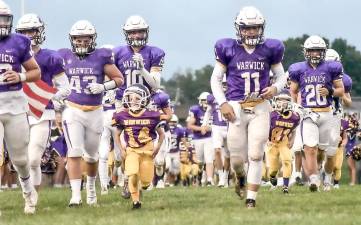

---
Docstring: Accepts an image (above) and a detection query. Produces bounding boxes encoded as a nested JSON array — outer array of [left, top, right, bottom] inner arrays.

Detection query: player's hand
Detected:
[[132, 53, 144, 69], [53, 99, 65, 111], [3, 70, 22, 84], [318, 87, 329, 97], [260, 86, 277, 99], [220, 102, 236, 122], [88, 83, 105, 94]]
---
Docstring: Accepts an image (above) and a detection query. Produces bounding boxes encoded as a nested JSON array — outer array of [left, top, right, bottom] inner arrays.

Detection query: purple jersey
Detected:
[[207, 94, 227, 126], [214, 38, 284, 101], [35, 48, 65, 109], [289, 61, 343, 108], [58, 48, 113, 106], [112, 109, 161, 148], [341, 118, 349, 132], [169, 126, 187, 153], [269, 111, 300, 144], [0, 33, 32, 92], [188, 105, 211, 139], [114, 45, 165, 99]]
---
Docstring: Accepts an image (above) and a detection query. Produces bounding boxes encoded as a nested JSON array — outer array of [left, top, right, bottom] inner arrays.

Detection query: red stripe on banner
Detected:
[[23, 83, 50, 105], [34, 80, 57, 94], [29, 104, 42, 119]]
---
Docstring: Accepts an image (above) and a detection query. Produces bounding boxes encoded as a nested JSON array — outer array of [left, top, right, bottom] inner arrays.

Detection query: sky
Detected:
[[6, 0, 361, 79]]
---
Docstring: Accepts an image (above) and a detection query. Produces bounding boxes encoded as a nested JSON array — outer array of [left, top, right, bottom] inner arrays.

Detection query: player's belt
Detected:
[[66, 101, 102, 112], [310, 106, 331, 112], [239, 99, 265, 109]]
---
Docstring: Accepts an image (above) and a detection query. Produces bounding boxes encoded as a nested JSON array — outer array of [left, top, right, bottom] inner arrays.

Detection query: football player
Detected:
[[203, 84, 230, 187], [210, 6, 287, 207], [15, 14, 71, 194], [148, 88, 172, 188], [113, 84, 164, 209], [267, 91, 300, 193], [114, 15, 165, 100], [58, 20, 124, 206], [187, 92, 214, 186], [289, 36, 344, 192], [166, 115, 183, 185], [0, 1, 41, 214], [345, 114, 359, 185], [324, 49, 352, 190]]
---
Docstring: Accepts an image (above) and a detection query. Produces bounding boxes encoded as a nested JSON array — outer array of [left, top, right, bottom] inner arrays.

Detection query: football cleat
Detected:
[[245, 199, 256, 208], [309, 183, 319, 192], [132, 201, 142, 210], [323, 183, 332, 192], [68, 197, 82, 207], [100, 186, 108, 195], [270, 177, 277, 186], [23, 190, 38, 214], [235, 176, 246, 199], [282, 186, 289, 194], [295, 176, 304, 186], [156, 179, 165, 189], [333, 184, 340, 189]]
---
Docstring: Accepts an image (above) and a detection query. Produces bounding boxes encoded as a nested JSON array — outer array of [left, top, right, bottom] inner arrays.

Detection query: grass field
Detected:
[[1, 184, 361, 225]]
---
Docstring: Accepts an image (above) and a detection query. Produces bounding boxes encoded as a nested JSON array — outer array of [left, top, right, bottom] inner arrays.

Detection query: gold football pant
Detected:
[[125, 143, 154, 202], [267, 143, 292, 178], [180, 163, 199, 180], [333, 147, 344, 181]]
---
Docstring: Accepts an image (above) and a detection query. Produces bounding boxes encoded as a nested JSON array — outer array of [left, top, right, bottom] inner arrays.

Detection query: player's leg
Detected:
[[227, 101, 248, 199], [302, 118, 320, 192], [28, 120, 51, 191], [98, 126, 112, 194], [247, 101, 270, 206], [322, 114, 340, 191], [125, 149, 141, 208], [212, 125, 224, 186], [193, 139, 205, 186], [292, 124, 304, 185], [333, 147, 343, 188], [267, 145, 280, 188], [204, 137, 215, 186], [279, 145, 292, 193], [63, 108, 85, 206]]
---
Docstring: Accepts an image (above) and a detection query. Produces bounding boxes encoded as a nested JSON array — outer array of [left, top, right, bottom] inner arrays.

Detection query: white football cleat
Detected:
[[333, 184, 340, 189], [323, 183, 332, 192], [156, 179, 165, 189], [23, 189, 38, 214], [87, 188, 97, 205], [100, 186, 108, 195], [68, 197, 82, 207]]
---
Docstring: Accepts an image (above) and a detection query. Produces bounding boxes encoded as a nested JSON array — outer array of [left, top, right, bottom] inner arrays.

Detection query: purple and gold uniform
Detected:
[[59, 48, 114, 161], [189, 105, 211, 139], [267, 111, 300, 181], [180, 128, 199, 182], [112, 109, 161, 201], [289, 60, 343, 152], [333, 118, 350, 182], [166, 125, 185, 176], [114, 45, 165, 99]]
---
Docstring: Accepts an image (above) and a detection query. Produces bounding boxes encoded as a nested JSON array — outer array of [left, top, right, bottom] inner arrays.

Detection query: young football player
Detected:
[[113, 84, 165, 209]]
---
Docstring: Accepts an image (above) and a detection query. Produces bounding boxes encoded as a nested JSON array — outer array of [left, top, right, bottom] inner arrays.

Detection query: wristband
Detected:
[[19, 73, 26, 82]]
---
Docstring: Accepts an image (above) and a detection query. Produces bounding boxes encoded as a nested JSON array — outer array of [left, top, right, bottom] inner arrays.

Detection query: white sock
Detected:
[[86, 176, 97, 197], [224, 170, 229, 182], [70, 179, 82, 200], [324, 173, 332, 184], [309, 174, 320, 186], [30, 166, 42, 186], [247, 190, 258, 200], [19, 176, 34, 193], [98, 159, 109, 188], [295, 171, 302, 178]]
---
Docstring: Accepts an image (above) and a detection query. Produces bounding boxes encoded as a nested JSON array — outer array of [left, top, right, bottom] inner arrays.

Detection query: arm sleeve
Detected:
[[53, 73, 71, 100], [210, 63, 227, 106], [271, 63, 287, 93]]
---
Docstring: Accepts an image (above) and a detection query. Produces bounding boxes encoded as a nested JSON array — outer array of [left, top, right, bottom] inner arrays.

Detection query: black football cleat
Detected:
[[270, 177, 277, 187], [282, 186, 289, 194], [132, 201, 142, 210], [245, 199, 256, 208], [309, 183, 318, 192], [295, 177, 304, 186], [121, 180, 131, 199]]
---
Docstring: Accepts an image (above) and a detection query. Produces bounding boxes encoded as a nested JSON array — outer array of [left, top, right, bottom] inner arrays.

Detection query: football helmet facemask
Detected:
[[123, 15, 149, 48], [0, 1, 12, 39], [303, 35, 327, 65], [16, 13, 45, 46], [69, 20, 97, 56], [122, 84, 150, 113]]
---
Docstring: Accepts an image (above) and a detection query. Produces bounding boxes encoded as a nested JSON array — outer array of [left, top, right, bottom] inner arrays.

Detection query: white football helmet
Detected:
[[100, 44, 114, 50], [0, 1, 12, 38], [16, 13, 45, 45], [234, 6, 265, 46], [122, 84, 150, 113], [169, 114, 179, 129], [123, 15, 149, 47], [273, 91, 292, 114], [303, 35, 327, 64], [198, 92, 210, 110], [69, 20, 97, 56], [325, 48, 341, 62]]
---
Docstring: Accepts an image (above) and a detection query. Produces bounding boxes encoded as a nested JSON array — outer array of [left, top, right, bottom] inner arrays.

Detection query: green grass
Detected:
[[1, 184, 361, 225]]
